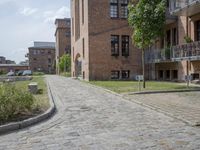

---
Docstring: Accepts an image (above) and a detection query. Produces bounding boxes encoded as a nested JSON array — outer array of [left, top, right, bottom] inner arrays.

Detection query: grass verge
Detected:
[[0, 76, 49, 125], [89, 81, 200, 93]]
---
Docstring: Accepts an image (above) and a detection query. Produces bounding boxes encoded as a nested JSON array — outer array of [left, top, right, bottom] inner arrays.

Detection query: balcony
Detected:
[[166, 8, 177, 24], [169, 0, 200, 16], [146, 48, 171, 63], [171, 41, 200, 61]]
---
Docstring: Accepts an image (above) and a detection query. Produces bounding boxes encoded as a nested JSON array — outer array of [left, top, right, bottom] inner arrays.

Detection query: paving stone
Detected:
[[0, 75, 200, 150]]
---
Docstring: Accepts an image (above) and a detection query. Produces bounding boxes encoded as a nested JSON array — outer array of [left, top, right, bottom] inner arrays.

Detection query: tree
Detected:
[[128, 0, 166, 88], [59, 54, 71, 73]]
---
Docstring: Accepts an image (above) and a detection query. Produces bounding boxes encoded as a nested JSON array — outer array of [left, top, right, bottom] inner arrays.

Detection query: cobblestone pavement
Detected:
[[0, 75, 200, 150], [125, 91, 200, 126]]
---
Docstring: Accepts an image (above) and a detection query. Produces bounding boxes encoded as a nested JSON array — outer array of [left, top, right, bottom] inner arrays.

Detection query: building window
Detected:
[[33, 58, 37, 61], [83, 71, 85, 79], [82, 0, 84, 24], [166, 70, 170, 79], [72, 18, 74, 36], [111, 70, 120, 79], [110, 0, 119, 18], [166, 30, 171, 46], [172, 28, 177, 46], [111, 35, 119, 56], [33, 50, 37, 55], [82, 38, 85, 58], [48, 51, 51, 54], [122, 35, 129, 56], [197, 21, 200, 41], [159, 70, 164, 79], [122, 70, 130, 79], [172, 70, 178, 79], [120, 0, 129, 18], [48, 58, 51, 64], [66, 31, 71, 37]]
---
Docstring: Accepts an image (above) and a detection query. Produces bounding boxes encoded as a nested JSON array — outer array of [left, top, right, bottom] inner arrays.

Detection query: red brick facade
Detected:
[[28, 42, 56, 74], [55, 18, 71, 74], [71, 0, 141, 81]]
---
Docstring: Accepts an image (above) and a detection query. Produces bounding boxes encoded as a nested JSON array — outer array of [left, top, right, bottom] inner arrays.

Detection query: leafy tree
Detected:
[[59, 54, 71, 73], [128, 0, 166, 88]]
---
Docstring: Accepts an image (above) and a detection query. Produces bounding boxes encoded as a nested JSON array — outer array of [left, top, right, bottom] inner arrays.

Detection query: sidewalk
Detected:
[[125, 91, 200, 126]]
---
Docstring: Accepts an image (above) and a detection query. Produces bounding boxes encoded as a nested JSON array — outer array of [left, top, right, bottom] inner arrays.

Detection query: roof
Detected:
[[0, 64, 29, 67], [55, 18, 71, 24], [34, 41, 55, 48], [28, 41, 56, 49]]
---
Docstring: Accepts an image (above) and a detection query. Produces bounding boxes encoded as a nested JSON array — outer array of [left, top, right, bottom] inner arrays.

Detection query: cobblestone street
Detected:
[[0, 75, 200, 150], [125, 91, 200, 126]]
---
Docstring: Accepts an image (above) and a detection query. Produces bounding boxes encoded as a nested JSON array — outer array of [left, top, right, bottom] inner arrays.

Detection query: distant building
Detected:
[[0, 56, 15, 64], [0, 56, 6, 64], [55, 18, 71, 74], [5, 60, 16, 64], [0, 64, 29, 73], [28, 42, 56, 74], [19, 60, 29, 66]]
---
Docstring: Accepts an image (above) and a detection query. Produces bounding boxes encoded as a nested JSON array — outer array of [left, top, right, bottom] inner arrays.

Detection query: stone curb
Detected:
[[127, 89, 200, 95], [0, 81, 56, 135], [81, 81, 200, 127]]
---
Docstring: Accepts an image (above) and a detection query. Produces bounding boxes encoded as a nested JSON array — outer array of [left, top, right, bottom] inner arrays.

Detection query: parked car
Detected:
[[22, 70, 32, 76], [6, 71, 15, 76], [16, 70, 24, 76]]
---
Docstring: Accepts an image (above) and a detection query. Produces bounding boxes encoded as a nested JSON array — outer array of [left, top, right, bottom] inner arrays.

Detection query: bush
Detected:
[[0, 83, 34, 123], [33, 72, 45, 76]]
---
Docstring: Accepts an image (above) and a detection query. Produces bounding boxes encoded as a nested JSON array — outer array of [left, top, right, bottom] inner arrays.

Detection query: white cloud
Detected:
[[44, 6, 70, 23], [20, 7, 38, 16]]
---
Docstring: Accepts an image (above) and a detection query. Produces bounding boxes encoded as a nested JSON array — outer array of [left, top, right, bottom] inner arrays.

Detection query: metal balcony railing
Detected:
[[145, 48, 171, 63], [169, 0, 200, 12], [171, 41, 200, 60]]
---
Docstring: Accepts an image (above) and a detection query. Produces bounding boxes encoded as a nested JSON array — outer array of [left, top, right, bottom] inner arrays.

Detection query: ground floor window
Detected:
[[166, 70, 170, 79], [191, 73, 199, 80], [122, 70, 130, 79], [172, 70, 178, 79], [159, 70, 164, 79], [111, 70, 120, 79], [83, 71, 85, 79]]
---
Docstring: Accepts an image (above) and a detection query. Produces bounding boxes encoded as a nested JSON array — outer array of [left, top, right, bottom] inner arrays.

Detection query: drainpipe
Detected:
[[186, 16, 190, 88]]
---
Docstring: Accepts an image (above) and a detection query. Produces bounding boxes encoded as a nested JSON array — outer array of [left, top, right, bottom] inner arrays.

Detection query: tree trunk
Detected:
[[142, 48, 146, 88]]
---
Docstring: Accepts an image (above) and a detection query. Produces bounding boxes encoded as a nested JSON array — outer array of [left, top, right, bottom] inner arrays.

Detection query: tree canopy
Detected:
[[59, 54, 71, 72], [128, 0, 166, 49]]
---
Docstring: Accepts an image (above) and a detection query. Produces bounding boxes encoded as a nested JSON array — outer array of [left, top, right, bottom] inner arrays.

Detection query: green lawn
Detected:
[[89, 81, 200, 93], [60, 72, 71, 77], [0, 76, 49, 124], [14, 76, 50, 112]]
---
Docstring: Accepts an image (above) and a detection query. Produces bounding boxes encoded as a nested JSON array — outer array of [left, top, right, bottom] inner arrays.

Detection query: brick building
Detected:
[[0, 64, 29, 73], [55, 18, 71, 74], [71, 0, 141, 81], [146, 0, 200, 82], [28, 42, 56, 74]]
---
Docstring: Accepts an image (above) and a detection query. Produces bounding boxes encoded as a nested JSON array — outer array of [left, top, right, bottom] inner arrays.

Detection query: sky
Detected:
[[0, 0, 70, 63]]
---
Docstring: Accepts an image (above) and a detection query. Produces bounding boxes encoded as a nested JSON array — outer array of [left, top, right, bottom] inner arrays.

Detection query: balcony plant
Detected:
[[184, 36, 193, 43]]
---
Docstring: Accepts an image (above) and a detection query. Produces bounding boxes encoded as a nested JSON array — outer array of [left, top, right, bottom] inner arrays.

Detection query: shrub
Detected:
[[0, 83, 34, 124], [33, 72, 45, 76]]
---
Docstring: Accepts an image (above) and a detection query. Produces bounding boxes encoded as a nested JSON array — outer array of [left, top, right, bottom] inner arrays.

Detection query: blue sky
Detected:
[[0, 0, 70, 63]]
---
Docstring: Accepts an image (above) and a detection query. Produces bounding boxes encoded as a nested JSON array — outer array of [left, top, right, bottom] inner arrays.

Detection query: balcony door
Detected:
[[197, 21, 200, 41]]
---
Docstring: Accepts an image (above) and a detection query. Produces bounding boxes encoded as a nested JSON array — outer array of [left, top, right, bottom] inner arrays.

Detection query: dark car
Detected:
[[16, 70, 24, 76]]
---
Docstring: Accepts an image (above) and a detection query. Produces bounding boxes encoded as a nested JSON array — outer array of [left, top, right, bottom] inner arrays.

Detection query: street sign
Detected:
[[185, 75, 193, 81], [136, 75, 144, 92], [136, 75, 144, 81]]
